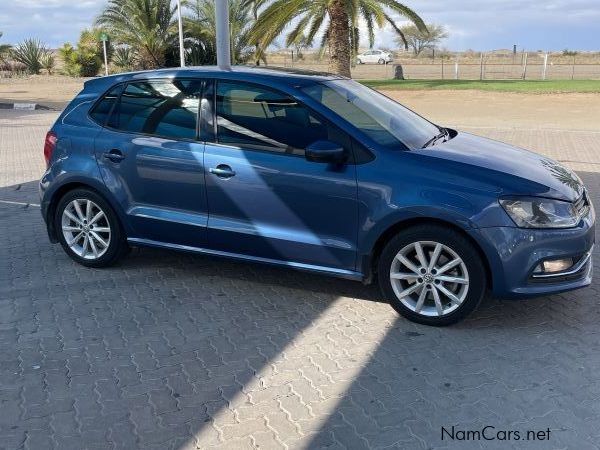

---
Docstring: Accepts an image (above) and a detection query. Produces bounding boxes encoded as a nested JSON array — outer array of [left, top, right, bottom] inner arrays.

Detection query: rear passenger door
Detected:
[[202, 79, 359, 272], [92, 78, 209, 248]]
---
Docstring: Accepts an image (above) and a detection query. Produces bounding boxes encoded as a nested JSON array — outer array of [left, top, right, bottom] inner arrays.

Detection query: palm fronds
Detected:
[[95, 0, 177, 69], [247, 0, 426, 76]]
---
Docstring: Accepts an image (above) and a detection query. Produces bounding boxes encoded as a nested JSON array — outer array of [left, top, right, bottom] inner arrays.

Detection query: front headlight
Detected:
[[499, 197, 580, 228]]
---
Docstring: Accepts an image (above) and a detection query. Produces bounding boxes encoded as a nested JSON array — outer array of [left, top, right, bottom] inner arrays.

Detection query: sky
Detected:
[[0, 0, 599, 52]]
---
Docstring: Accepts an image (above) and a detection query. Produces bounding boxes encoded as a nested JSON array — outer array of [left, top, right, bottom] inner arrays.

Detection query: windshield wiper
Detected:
[[422, 127, 448, 148]]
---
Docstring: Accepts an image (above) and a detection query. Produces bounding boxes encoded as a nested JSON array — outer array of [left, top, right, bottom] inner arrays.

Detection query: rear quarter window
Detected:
[[89, 85, 123, 125]]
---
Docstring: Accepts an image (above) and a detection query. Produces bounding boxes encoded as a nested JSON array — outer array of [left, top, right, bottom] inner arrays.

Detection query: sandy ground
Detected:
[[385, 90, 600, 131], [0, 76, 85, 109], [1, 75, 599, 130]]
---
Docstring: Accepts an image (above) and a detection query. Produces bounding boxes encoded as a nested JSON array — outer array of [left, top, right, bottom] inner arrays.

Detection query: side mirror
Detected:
[[305, 140, 347, 163]]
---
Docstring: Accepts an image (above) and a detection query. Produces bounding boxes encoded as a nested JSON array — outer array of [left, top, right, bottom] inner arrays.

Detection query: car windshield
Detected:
[[301, 79, 440, 150]]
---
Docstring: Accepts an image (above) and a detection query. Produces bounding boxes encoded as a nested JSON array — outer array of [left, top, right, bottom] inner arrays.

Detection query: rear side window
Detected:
[[90, 85, 123, 125], [216, 81, 329, 153], [105, 79, 202, 139]]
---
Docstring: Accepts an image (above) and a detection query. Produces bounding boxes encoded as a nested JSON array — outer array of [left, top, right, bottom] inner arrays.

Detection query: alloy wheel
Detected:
[[389, 241, 469, 317], [61, 199, 111, 260]]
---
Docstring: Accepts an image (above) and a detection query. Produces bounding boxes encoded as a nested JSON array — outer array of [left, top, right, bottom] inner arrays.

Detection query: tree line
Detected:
[[1, 0, 452, 77]]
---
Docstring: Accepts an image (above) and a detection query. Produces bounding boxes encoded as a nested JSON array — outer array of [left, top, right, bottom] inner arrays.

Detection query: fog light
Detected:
[[540, 258, 574, 274]]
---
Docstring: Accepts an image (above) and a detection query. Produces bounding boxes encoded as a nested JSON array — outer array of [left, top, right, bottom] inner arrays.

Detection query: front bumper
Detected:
[[472, 212, 595, 299]]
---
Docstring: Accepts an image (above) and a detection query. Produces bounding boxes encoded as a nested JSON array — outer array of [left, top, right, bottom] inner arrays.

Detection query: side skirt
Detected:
[[127, 237, 364, 281]]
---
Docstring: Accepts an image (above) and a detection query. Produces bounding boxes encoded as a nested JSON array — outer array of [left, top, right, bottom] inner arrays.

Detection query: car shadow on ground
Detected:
[[1, 175, 598, 448]]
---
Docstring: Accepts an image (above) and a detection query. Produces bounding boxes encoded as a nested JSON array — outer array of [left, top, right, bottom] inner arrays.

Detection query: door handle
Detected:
[[209, 164, 236, 178], [103, 149, 125, 163]]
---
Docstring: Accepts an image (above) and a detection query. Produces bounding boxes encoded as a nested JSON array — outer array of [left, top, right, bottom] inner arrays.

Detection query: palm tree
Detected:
[[247, 0, 426, 77], [185, 0, 258, 65], [244, 0, 269, 65], [95, 0, 177, 69]]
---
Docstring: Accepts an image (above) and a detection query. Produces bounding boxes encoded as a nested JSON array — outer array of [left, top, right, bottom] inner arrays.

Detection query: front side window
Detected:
[[301, 79, 440, 149], [107, 79, 202, 139], [216, 81, 329, 154]]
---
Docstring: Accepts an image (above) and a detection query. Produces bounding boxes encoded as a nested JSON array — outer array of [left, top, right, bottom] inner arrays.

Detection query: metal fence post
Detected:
[[571, 55, 576, 80], [542, 53, 548, 80], [522, 52, 528, 79], [479, 52, 484, 80], [441, 59, 444, 79], [454, 61, 458, 80]]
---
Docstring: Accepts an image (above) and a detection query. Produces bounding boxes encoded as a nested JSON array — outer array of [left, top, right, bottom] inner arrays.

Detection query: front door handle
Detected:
[[103, 149, 125, 163], [209, 164, 236, 178]]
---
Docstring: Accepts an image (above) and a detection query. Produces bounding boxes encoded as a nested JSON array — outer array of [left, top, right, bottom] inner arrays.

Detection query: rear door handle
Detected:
[[209, 164, 236, 178], [103, 149, 125, 163]]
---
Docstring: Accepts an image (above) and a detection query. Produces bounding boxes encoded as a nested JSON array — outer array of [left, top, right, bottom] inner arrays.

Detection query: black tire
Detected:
[[377, 225, 486, 326], [378, 58, 385, 64], [54, 188, 129, 268]]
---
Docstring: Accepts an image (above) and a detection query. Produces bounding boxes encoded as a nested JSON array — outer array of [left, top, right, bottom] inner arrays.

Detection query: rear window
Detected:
[[91, 79, 202, 140]]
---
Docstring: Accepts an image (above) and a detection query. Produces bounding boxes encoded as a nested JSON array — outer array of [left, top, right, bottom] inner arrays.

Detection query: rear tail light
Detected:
[[44, 131, 57, 167]]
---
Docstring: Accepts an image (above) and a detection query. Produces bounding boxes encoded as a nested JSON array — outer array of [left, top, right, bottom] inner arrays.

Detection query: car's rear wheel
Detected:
[[378, 225, 486, 326], [55, 188, 128, 267]]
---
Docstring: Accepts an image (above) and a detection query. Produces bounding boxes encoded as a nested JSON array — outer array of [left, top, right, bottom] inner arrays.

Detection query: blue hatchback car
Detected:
[[40, 66, 595, 325]]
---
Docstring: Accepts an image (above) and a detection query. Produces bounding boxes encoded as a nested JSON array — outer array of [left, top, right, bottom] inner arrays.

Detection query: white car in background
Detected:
[[356, 49, 393, 64]]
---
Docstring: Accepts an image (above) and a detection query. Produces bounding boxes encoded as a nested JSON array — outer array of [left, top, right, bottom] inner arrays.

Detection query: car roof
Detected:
[[84, 65, 344, 93]]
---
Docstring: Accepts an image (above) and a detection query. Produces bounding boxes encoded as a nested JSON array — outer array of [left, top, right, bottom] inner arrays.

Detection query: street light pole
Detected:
[[100, 32, 109, 76], [177, 0, 185, 67], [215, 0, 231, 70], [103, 40, 108, 76]]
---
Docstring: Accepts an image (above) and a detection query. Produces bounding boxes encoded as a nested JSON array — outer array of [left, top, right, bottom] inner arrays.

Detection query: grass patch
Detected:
[[361, 79, 600, 93]]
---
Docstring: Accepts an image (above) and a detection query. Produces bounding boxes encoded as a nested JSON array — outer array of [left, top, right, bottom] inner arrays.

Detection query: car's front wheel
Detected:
[[378, 225, 486, 326], [55, 188, 128, 267], [378, 58, 385, 64]]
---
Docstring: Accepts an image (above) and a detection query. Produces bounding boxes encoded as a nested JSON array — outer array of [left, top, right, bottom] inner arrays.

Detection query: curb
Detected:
[[0, 102, 53, 111]]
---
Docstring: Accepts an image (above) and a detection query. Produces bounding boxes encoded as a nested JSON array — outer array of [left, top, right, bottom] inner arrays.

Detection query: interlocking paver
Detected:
[[1, 110, 600, 449]]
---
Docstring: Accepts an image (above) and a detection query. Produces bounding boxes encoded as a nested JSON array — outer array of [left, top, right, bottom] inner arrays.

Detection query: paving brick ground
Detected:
[[1, 110, 599, 450]]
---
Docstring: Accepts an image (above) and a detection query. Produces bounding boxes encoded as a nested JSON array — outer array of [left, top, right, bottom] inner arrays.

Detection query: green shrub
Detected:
[[60, 29, 108, 77], [41, 51, 55, 75], [59, 43, 82, 77], [0, 31, 11, 62]]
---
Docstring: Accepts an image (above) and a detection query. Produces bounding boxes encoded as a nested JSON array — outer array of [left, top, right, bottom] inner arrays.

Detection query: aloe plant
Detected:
[[113, 46, 135, 70], [10, 38, 50, 74]]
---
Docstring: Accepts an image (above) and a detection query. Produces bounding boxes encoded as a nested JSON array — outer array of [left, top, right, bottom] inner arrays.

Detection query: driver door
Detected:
[[202, 80, 359, 272]]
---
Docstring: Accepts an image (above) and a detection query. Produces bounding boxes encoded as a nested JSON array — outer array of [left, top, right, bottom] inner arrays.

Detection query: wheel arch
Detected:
[[363, 217, 494, 291], [45, 180, 128, 242]]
